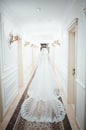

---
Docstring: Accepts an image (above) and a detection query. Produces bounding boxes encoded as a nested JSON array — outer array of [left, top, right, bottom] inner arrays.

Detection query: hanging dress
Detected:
[[20, 48, 66, 123]]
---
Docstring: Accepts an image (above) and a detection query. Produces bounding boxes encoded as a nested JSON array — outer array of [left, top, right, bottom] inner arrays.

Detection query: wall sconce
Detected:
[[9, 32, 13, 44], [30, 44, 38, 48], [14, 35, 19, 41], [83, 7, 86, 17], [51, 40, 60, 47], [53, 40, 60, 45], [24, 41, 30, 46], [9, 32, 20, 44]]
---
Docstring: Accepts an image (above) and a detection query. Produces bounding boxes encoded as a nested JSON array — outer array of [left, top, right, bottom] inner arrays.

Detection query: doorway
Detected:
[[0, 82, 3, 122], [0, 35, 3, 122], [67, 18, 78, 113]]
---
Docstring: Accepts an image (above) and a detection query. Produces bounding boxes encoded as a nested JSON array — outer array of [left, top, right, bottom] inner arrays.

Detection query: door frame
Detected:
[[84, 11, 86, 129], [0, 55, 3, 122], [0, 13, 3, 122], [67, 18, 78, 111]]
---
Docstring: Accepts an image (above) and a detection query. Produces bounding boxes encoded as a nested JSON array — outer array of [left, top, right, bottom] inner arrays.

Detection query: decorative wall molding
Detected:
[[1, 20, 5, 73], [0, 14, 19, 116], [5, 82, 18, 107], [76, 78, 85, 89], [3, 64, 17, 73], [2, 67, 18, 113], [67, 18, 78, 32], [2, 66, 18, 80], [76, 79, 85, 130], [2, 72, 18, 87], [4, 88, 18, 114], [0, 17, 18, 75]]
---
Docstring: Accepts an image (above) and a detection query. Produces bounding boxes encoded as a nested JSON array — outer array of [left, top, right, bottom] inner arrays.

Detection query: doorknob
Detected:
[[72, 68, 75, 76]]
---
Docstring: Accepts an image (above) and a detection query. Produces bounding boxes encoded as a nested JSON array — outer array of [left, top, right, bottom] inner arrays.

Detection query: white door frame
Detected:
[[0, 54, 3, 122], [83, 8, 86, 129], [84, 10, 86, 129], [0, 13, 3, 121], [85, 44, 86, 130], [67, 18, 78, 110], [18, 39, 24, 87]]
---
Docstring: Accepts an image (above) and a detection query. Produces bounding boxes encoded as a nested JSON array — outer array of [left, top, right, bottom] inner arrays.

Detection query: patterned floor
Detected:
[[13, 113, 64, 130], [5, 84, 72, 130]]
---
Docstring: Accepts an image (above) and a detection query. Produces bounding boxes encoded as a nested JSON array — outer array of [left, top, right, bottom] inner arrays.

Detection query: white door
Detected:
[[68, 19, 78, 113], [68, 31, 76, 107]]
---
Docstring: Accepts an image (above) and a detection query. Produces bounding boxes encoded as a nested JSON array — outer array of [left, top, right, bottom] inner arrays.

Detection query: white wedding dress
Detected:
[[21, 48, 66, 123]]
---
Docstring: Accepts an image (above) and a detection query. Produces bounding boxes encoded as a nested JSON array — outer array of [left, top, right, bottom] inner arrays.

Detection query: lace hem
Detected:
[[21, 98, 66, 123]]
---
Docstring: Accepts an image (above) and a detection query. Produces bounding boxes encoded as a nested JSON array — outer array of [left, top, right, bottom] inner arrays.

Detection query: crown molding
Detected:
[[67, 18, 78, 32], [83, 7, 86, 18]]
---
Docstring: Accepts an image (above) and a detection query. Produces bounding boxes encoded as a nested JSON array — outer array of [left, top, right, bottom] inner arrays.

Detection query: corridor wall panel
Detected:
[[0, 15, 18, 115]]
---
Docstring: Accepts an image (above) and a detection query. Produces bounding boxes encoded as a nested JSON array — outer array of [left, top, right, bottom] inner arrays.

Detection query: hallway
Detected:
[[0, 0, 86, 130], [0, 75, 79, 130]]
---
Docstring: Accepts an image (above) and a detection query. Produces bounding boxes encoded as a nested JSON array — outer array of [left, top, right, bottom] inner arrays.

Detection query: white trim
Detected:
[[67, 18, 78, 105], [5, 84, 18, 106], [2, 67, 18, 80], [67, 18, 78, 31], [3, 88, 18, 115], [3, 64, 17, 73], [2, 72, 18, 114], [76, 78, 85, 89], [2, 73, 18, 87], [0, 13, 3, 121], [85, 35, 86, 130], [0, 17, 18, 74]]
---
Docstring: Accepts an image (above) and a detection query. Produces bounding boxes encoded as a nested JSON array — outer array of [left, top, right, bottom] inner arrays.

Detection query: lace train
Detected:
[[20, 48, 66, 123], [21, 98, 66, 123]]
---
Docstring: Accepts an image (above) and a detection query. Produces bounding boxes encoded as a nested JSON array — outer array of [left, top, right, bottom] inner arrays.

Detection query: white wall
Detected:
[[21, 21, 61, 45], [54, 37, 68, 96], [0, 14, 19, 115], [22, 41, 40, 85], [0, 11, 40, 119], [22, 43, 32, 84], [55, 1, 86, 130]]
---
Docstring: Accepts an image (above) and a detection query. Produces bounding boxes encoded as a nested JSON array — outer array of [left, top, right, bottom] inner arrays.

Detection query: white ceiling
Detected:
[[1, 0, 76, 25], [0, 0, 77, 43]]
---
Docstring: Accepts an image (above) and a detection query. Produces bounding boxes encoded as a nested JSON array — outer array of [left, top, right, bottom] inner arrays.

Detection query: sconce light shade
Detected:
[[24, 41, 30, 46], [52, 40, 60, 46], [30, 44, 39, 48], [9, 32, 20, 44], [9, 32, 13, 44], [54, 40, 60, 45], [14, 35, 19, 41]]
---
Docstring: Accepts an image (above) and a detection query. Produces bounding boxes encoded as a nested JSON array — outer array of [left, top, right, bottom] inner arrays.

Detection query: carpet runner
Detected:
[[5, 84, 72, 130]]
